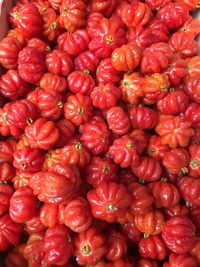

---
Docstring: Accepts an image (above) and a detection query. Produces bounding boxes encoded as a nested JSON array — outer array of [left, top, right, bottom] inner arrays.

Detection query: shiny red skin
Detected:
[[0, 140, 16, 163], [129, 106, 158, 130], [180, 16, 200, 37], [13, 146, 45, 173], [165, 253, 197, 267], [146, 135, 170, 159], [137, 259, 158, 267], [108, 135, 139, 168], [162, 215, 196, 254], [87, 12, 104, 38], [96, 58, 120, 84], [85, 156, 118, 187], [120, 2, 152, 28], [128, 182, 154, 215], [149, 181, 180, 208], [16, 3, 43, 39], [121, 221, 142, 246], [147, 19, 169, 44], [141, 42, 173, 74], [0, 69, 29, 100], [55, 119, 76, 148], [64, 93, 93, 126], [156, 2, 189, 29], [184, 102, 200, 128], [74, 227, 107, 266], [74, 50, 100, 73], [0, 162, 15, 182], [39, 203, 59, 228], [61, 138, 91, 169], [190, 127, 200, 145], [145, 0, 171, 10], [168, 32, 199, 59], [30, 163, 80, 204], [58, 29, 90, 56], [64, 197, 92, 233], [27, 38, 50, 55], [111, 44, 142, 72], [25, 118, 59, 150], [87, 182, 132, 223], [5, 243, 28, 267], [0, 184, 13, 217], [42, 8, 60, 42], [45, 49, 73, 76], [59, 0, 87, 32], [190, 205, 200, 233], [18, 46, 46, 84], [106, 230, 127, 261], [0, 214, 23, 251], [129, 129, 149, 155], [27, 89, 63, 121], [131, 157, 162, 182], [135, 210, 165, 235], [155, 116, 194, 148], [32, 0, 51, 14], [39, 73, 67, 94], [178, 176, 200, 206], [12, 171, 32, 190], [81, 115, 110, 155], [89, 17, 126, 59], [9, 187, 36, 224], [139, 236, 167, 260], [67, 70, 95, 95], [43, 225, 73, 265], [91, 82, 121, 110], [106, 106, 131, 135], [162, 148, 190, 175], [89, 0, 117, 17], [106, 258, 133, 267], [24, 213, 45, 234], [7, 99, 38, 129], [164, 204, 189, 219], [0, 37, 23, 69], [184, 75, 200, 104], [157, 90, 189, 115], [189, 144, 200, 177]]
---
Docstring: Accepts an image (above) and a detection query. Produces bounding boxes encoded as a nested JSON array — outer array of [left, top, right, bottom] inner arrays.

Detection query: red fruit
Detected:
[[162, 148, 190, 175], [129, 106, 158, 130], [45, 49, 73, 76], [155, 116, 194, 148], [27, 37, 50, 54], [43, 225, 74, 265], [141, 43, 173, 74], [128, 182, 154, 215], [87, 182, 132, 223], [55, 119, 76, 148], [0, 214, 22, 251], [106, 106, 131, 135], [149, 181, 180, 208], [139, 235, 167, 260], [131, 157, 162, 182], [59, 0, 87, 32], [13, 146, 44, 173], [32, 0, 51, 14], [42, 8, 60, 42], [87, 12, 104, 38], [91, 82, 121, 110], [0, 140, 16, 163], [184, 102, 200, 128], [0, 184, 14, 217], [165, 253, 197, 267], [18, 46, 46, 84], [81, 115, 110, 155], [188, 144, 200, 177], [0, 69, 29, 100], [12, 171, 32, 190], [121, 221, 142, 246], [0, 37, 23, 69], [147, 19, 169, 44], [74, 50, 100, 73], [108, 135, 139, 168], [162, 215, 196, 253], [89, 17, 126, 59], [9, 187, 36, 223], [90, 0, 117, 17], [164, 203, 189, 218], [157, 90, 189, 115], [15, 3, 43, 39], [106, 230, 127, 261], [64, 93, 93, 126], [145, 0, 172, 10], [58, 29, 90, 56], [129, 129, 149, 155], [85, 156, 118, 187], [168, 32, 199, 59], [137, 259, 158, 267], [25, 118, 59, 150], [156, 2, 189, 29], [120, 2, 152, 28], [24, 213, 45, 234], [180, 16, 200, 37], [178, 176, 200, 206], [184, 75, 200, 104], [39, 203, 59, 228], [67, 70, 95, 95], [39, 73, 67, 94], [64, 197, 92, 233], [96, 58, 120, 84], [0, 163, 15, 182], [5, 244, 27, 267], [111, 44, 142, 72], [135, 209, 165, 235], [146, 135, 170, 160], [74, 227, 107, 266]]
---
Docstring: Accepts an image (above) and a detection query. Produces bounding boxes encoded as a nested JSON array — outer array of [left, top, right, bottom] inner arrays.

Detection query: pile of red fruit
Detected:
[[0, 0, 199, 266]]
